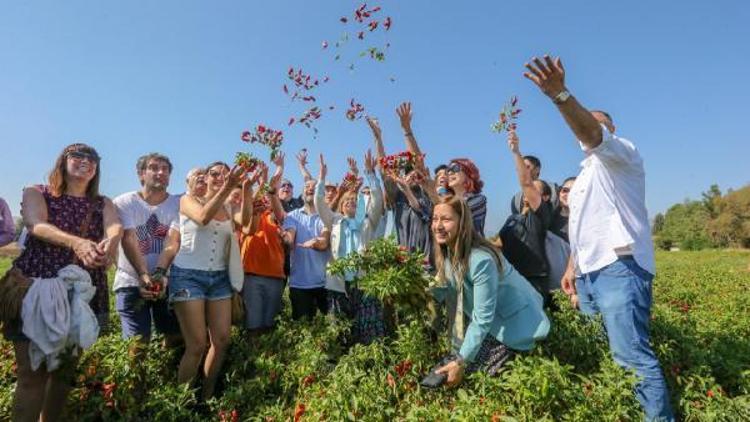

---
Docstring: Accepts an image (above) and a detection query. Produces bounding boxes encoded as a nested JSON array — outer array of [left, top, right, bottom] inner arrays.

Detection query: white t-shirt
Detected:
[[113, 191, 180, 291]]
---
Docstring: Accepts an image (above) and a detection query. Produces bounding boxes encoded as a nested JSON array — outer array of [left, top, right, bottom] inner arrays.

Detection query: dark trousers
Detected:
[[289, 287, 328, 320]]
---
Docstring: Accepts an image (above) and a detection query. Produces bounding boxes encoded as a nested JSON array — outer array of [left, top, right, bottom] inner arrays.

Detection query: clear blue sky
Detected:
[[2, 0, 748, 234]]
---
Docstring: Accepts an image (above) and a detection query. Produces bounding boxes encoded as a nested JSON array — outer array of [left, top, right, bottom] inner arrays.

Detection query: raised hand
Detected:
[[523, 55, 566, 99], [396, 102, 413, 131], [318, 153, 327, 182], [226, 165, 247, 188], [272, 151, 286, 168], [269, 172, 283, 191], [347, 156, 359, 175], [296, 149, 309, 167], [507, 129, 521, 154], [366, 116, 382, 140], [363, 149, 376, 173]]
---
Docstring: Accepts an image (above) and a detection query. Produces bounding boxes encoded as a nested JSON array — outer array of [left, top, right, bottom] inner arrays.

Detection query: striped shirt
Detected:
[[466, 193, 487, 237]]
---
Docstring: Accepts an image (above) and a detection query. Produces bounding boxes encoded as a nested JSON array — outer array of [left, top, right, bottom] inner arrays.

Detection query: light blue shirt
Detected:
[[282, 208, 330, 289], [433, 248, 550, 362]]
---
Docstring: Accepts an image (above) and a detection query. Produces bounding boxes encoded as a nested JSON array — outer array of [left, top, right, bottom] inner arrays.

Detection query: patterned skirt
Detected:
[[463, 336, 515, 376], [327, 287, 387, 346]]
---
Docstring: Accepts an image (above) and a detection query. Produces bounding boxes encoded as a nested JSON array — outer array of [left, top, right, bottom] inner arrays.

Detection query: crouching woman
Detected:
[[431, 196, 550, 386]]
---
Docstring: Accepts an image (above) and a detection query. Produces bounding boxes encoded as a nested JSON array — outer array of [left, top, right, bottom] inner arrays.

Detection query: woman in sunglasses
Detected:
[[446, 159, 487, 236], [550, 177, 576, 243], [167, 161, 252, 400], [3, 143, 122, 421]]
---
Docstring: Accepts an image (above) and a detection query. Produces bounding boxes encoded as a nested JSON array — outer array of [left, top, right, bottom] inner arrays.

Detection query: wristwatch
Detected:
[[553, 90, 571, 105]]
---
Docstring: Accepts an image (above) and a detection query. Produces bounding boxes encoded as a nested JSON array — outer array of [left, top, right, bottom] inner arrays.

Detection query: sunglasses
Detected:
[[208, 170, 224, 178], [281, 182, 293, 189], [560, 187, 571, 193], [447, 163, 462, 174], [67, 151, 99, 163]]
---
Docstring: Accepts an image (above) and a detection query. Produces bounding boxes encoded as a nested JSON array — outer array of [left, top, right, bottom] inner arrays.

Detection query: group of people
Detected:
[[0, 55, 674, 421]]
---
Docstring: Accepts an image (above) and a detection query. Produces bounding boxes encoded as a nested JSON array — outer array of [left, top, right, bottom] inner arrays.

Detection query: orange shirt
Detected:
[[241, 211, 285, 279]]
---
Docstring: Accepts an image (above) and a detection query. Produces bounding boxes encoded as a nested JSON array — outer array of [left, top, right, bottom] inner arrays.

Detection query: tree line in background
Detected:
[[652, 184, 750, 250]]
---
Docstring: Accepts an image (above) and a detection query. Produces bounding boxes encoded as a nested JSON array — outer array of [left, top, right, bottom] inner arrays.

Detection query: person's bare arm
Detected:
[[99, 197, 123, 268], [268, 174, 287, 225], [296, 149, 314, 182], [507, 130, 541, 211], [523, 55, 602, 149], [181, 166, 245, 226], [21, 187, 101, 267], [396, 102, 423, 156]]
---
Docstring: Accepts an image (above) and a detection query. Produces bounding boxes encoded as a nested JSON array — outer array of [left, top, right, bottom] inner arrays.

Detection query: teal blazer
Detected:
[[433, 248, 550, 362]]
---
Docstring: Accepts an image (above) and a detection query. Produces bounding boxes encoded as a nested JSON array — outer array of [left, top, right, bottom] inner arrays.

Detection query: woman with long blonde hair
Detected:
[[430, 196, 549, 387]]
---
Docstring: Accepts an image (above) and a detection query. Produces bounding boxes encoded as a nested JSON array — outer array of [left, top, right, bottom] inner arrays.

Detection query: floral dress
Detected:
[[13, 186, 109, 326]]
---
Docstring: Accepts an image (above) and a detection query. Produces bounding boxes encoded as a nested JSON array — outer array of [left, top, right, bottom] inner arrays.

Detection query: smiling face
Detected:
[[324, 185, 338, 204], [65, 150, 98, 184], [303, 179, 316, 204], [559, 179, 575, 208], [207, 164, 228, 193], [435, 169, 449, 188], [187, 169, 208, 197], [339, 191, 358, 218], [279, 180, 294, 201], [446, 162, 468, 193], [431, 203, 459, 247], [139, 158, 171, 191]]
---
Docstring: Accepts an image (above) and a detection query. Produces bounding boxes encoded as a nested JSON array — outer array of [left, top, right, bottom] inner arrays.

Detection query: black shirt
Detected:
[[499, 201, 551, 279], [282, 196, 304, 213], [549, 206, 569, 243]]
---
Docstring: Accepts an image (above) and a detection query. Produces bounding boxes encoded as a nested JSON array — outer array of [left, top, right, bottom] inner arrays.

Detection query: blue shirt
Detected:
[[282, 208, 330, 289]]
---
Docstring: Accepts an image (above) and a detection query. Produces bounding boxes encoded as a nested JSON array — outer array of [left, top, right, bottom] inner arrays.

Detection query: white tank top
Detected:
[[172, 211, 234, 272]]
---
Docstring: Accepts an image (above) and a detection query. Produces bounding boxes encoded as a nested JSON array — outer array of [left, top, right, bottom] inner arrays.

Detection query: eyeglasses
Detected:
[[447, 163, 462, 174], [560, 187, 571, 193], [67, 151, 99, 163]]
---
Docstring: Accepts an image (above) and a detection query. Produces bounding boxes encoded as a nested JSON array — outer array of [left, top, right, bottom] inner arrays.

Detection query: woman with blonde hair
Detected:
[[315, 151, 385, 344], [163, 162, 254, 400], [430, 195, 549, 387]]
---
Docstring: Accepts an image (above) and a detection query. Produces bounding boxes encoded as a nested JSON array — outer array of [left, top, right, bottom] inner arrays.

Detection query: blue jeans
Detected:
[[115, 287, 180, 341], [576, 257, 674, 422], [242, 274, 284, 330]]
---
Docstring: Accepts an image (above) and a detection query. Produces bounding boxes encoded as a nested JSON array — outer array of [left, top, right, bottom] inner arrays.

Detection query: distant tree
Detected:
[[701, 184, 722, 218], [652, 213, 665, 235], [659, 200, 712, 250], [706, 185, 750, 248]]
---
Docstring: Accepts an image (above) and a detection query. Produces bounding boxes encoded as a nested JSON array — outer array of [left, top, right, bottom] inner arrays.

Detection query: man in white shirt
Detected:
[[524, 55, 674, 421], [113, 153, 181, 345]]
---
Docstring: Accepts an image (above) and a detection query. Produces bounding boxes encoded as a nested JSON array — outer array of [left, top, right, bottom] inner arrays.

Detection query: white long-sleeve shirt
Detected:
[[568, 125, 655, 275]]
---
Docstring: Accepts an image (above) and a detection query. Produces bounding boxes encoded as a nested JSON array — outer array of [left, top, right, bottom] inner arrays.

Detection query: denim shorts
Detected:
[[168, 265, 233, 303]]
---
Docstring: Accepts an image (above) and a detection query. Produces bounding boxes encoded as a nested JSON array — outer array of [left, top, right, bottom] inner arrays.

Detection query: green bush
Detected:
[[0, 250, 749, 420]]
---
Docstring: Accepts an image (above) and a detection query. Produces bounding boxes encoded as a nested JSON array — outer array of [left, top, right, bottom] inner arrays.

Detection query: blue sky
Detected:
[[1, 0, 748, 234]]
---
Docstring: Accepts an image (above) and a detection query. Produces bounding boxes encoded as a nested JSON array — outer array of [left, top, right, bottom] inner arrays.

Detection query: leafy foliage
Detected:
[[0, 251, 749, 420]]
